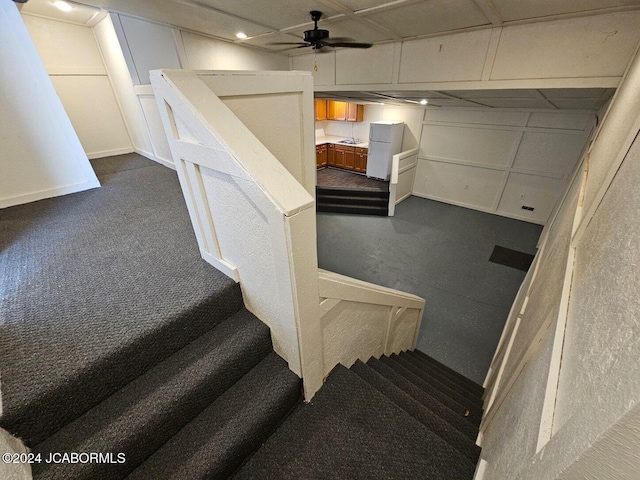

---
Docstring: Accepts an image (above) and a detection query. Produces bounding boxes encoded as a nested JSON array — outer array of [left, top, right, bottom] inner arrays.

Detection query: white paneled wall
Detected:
[[104, 13, 289, 167], [1, 2, 99, 209], [292, 11, 640, 91], [22, 14, 132, 159], [413, 108, 595, 224]]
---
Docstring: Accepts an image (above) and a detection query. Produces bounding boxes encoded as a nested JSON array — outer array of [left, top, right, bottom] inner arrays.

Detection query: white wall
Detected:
[[0, 1, 99, 209], [292, 11, 640, 91], [478, 45, 640, 480], [100, 13, 289, 167], [413, 108, 594, 224], [22, 14, 133, 159]]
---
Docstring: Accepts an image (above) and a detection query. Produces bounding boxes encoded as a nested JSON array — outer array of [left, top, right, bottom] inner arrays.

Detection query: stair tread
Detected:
[[234, 365, 476, 480], [316, 186, 389, 197], [351, 361, 480, 465], [316, 195, 388, 205], [316, 204, 388, 216], [402, 351, 485, 401], [413, 350, 485, 395], [366, 357, 479, 440], [127, 352, 301, 480], [380, 357, 481, 427], [32, 308, 272, 480], [391, 354, 484, 411]]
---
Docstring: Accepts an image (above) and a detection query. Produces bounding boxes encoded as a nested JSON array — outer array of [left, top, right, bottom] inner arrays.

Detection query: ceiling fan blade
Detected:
[[267, 42, 310, 46], [325, 37, 355, 43], [322, 41, 373, 49]]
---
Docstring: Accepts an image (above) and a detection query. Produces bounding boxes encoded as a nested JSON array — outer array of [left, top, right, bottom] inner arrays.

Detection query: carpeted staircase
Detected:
[[1, 154, 483, 479], [234, 350, 483, 479], [316, 186, 390, 216]]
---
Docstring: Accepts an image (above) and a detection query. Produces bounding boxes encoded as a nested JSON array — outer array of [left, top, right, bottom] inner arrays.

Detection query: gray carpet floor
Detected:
[[0, 153, 240, 444], [317, 196, 542, 384]]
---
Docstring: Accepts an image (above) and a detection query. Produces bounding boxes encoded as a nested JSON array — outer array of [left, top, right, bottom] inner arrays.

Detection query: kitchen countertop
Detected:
[[315, 135, 369, 148]]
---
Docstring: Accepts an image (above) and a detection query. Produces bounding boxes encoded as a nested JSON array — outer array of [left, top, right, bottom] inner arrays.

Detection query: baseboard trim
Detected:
[[0, 180, 101, 209], [411, 191, 545, 226], [134, 148, 176, 170], [87, 147, 134, 159]]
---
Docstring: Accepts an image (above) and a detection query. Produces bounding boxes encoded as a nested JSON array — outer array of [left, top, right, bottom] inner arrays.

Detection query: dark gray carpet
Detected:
[[32, 309, 272, 479], [0, 154, 242, 444], [317, 195, 542, 383], [128, 352, 301, 480], [235, 362, 478, 480], [351, 361, 480, 464]]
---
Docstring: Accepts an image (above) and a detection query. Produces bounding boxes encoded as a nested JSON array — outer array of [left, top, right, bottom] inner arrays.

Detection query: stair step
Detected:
[[366, 358, 478, 440], [31, 309, 272, 480], [234, 365, 476, 480], [389, 355, 484, 418], [316, 186, 389, 198], [316, 194, 389, 206], [392, 354, 484, 410], [351, 361, 480, 465], [316, 203, 388, 216], [1, 280, 244, 447], [412, 349, 485, 396], [127, 352, 301, 480], [402, 351, 484, 400], [379, 357, 481, 427]]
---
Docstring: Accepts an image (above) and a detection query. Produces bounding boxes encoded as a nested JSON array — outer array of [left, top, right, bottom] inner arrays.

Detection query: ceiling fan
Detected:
[[270, 11, 373, 51]]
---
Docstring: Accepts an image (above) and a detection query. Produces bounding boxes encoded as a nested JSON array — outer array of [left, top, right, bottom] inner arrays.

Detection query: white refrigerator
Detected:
[[366, 121, 404, 181]]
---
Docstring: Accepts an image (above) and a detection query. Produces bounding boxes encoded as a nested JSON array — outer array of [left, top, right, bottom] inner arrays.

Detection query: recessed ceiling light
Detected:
[[53, 1, 73, 11], [420, 99, 428, 105], [236, 32, 248, 39]]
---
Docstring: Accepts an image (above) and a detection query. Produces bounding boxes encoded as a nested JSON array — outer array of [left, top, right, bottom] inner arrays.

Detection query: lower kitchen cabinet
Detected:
[[317, 143, 367, 173], [327, 143, 336, 166], [354, 147, 368, 173], [316, 144, 327, 167]]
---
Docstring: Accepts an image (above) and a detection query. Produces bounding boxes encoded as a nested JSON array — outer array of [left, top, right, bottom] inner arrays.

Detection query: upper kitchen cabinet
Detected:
[[346, 103, 364, 122], [315, 99, 327, 121], [327, 100, 346, 121], [324, 100, 364, 122]]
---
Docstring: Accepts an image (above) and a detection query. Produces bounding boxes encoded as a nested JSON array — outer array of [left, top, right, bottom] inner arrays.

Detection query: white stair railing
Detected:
[[319, 270, 424, 375], [388, 148, 419, 216], [151, 69, 424, 400]]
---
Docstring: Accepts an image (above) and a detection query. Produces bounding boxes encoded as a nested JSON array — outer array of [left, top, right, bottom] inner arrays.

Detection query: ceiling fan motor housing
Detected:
[[304, 28, 329, 44]]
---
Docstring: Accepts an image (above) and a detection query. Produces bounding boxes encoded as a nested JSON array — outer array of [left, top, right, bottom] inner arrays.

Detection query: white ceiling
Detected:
[[21, 0, 640, 54], [319, 88, 616, 110], [20, 0, 632, 110]]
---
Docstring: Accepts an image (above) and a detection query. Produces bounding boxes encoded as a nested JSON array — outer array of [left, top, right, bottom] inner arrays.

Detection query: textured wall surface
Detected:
[[555, 132, 640, 445]]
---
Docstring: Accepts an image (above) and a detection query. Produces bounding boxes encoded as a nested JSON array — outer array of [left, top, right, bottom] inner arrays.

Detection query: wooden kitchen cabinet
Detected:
[[327, 143, 336, 166], [354, 147, 368, 173], [316, 143, 327, 167], [315, 99, 327, 121], [344, 147, 356, 170], [334, 146, 346, 168], [327, 101, 347, 121], [325, 100, 364, 122], [346, 103, 364, 122], [334, 144, 357, 171], [323, 143, 367, 172]]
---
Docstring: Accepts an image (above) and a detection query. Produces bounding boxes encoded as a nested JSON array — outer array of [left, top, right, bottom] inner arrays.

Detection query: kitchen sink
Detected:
[[338, 139, 359, 144]]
